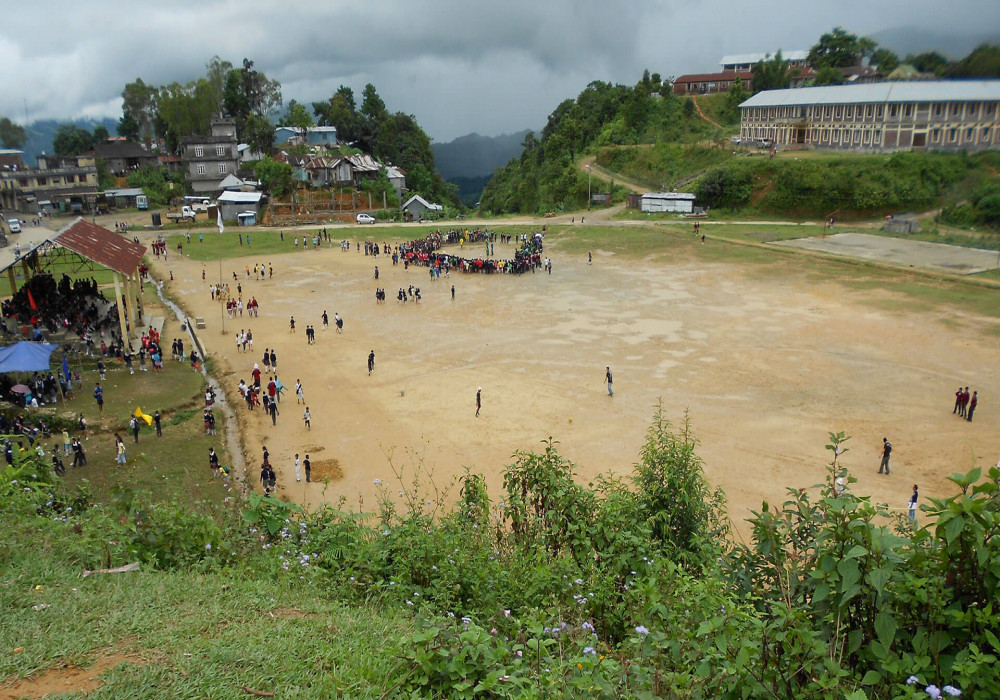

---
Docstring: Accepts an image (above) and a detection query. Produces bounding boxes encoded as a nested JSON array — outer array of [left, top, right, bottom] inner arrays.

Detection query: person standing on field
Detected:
[[909, 484, 919, 520], [476, 387, 481, 417], [878, 437, 892, 475], [294, 453, 301, 482], [967, 391, 978, 422], [368, 350, 375, 376], [605, 366, 614, 397], [304, 454, 311, 483]]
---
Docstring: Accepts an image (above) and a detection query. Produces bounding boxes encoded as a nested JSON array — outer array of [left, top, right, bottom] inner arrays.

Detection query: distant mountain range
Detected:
[[15, 117, 119, 165], [431, 129, 533, 205]]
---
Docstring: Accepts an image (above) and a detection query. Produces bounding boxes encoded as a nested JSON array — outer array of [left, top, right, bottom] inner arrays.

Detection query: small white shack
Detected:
[[218, 191, 264, 222], [640, 192, 696, 213]]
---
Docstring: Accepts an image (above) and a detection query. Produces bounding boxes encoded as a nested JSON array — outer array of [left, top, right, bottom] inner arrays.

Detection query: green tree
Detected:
[[808, 27, 877, 69], [946, 43, 1000, 77], [204, 56, 233, 115], [243, 114, 274, 158], [906, 50, 950, 74], [120, 78, 159, 147], [751, 51, 791, 92], [872, 47, 900, 74], [92, 125, 110, 143], [278, 99, 314, 130], [724, 78, 748, 124], [813, 66, 845, 86], [223, 58, 282, 145], [0, 117, 26, 148], [313, 85, 358, 143], [254, 156, 293, 198], [357, 83, 388, 153], [52, 124, 95, 156], [156, 79, 217, 153]]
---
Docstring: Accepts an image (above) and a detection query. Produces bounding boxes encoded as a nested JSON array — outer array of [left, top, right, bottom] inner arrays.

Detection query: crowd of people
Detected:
[[2, 273, 117, 340]]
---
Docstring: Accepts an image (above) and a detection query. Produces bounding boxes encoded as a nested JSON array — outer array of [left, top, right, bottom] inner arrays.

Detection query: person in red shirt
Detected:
[[967, 391, 978, 422]]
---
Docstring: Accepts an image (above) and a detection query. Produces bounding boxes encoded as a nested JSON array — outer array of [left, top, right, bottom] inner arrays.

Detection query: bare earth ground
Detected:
[[149, 232, 1000, 536]]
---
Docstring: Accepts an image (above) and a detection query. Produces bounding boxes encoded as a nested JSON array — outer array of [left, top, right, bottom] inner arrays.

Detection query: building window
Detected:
[[194, 145, 204, 157], [197, 164, 206, 175], [966, 127, 974, 141], [218, 163, 227, 174], [889, 104, 898, 117], [948, 128, 957, 142], [951, 103, 961, 117], [984, 127, 992, 142], [875, 106, 883, 118], [835, 106, 843, 119], [934, 104, 943, 116], [932, 129, 940, 142], [216, 145, 225, 156], [904, 105, 912, 117]]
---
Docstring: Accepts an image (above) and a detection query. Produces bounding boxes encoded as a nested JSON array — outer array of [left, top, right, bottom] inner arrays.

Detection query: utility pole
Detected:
[[586, 165, 592, 211]]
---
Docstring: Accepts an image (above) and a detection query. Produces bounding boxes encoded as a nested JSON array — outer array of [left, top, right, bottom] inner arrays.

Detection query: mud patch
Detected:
[[268, 607, 316, 619], [310, 457, 343, 481], [0, 653, 143, 699]]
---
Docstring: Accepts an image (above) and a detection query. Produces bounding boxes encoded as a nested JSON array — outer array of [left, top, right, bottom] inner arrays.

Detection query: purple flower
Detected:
[[942, 686, 962, 698], [635, 625, 649, 636], [926, 685, 942, 699], [583, 647, 596, 655], [907, 676, 920, 685]]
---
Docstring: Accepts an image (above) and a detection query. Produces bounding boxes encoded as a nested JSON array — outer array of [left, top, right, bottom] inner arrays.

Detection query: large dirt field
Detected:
[[153, 228, 1000, 535]]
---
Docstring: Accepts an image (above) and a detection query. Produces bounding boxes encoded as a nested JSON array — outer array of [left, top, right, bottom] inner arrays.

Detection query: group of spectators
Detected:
[[2, 273, 116, 340]]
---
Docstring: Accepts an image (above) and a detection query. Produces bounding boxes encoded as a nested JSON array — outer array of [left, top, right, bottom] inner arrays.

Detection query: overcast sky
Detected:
[[1, 0, 998, 143]]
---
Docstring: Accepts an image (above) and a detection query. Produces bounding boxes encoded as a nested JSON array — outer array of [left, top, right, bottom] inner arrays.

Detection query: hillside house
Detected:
[[87, 141, 157, 176], [218, 190, 264, 221], [180, 118, 240, 195], [0, 154, 99, 213], [402, 194, 443, 220], [721, 50, 809, 72], [739, 80, 1000, 153], [673, 72, 752, 95]]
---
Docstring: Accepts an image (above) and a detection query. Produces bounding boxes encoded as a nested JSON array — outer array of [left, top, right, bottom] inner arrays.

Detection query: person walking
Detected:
[[130, 415, 140, 443], [115, 434, 127, 466], [154, 410, 162, 437], [294, 453, 301, 482], [304, 454, 311, 483], [209, 447, 220, 476], [93, 383, 104, 414], [967, 391, 978, 421], [605, 366, 614, 397], [476, 387, 481, 417], [451, 284, 455, 300], [295, 380, 304, 404], [62, 429, 71, 456], [909, 484, 919, 520], [322, 310, 329, 330], [303, 406, 311, 430], [335, 313, 343, 333], [368, 350, 375, 376], [878, 437, 892, 475]]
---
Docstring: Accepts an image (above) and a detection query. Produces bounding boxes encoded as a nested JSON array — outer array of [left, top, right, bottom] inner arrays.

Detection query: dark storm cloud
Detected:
[[0, 0, 996, 141]]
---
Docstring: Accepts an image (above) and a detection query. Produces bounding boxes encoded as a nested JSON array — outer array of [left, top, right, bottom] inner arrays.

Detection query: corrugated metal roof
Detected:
[[403, 195, 443, 211], [55, 219, 146, 275], [642, 192, 696, 200], [740, 80, 1000, 108], [103, 188, 145, 197], [674, 71, 752, 83], [218, 191, 263, 203], [721, 50, 808, 66]]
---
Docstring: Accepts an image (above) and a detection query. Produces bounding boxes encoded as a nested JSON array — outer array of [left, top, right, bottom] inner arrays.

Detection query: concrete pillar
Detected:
[[112, 272, 129, 347]]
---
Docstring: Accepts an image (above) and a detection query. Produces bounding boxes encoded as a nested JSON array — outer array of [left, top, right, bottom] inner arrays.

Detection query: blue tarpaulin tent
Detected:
[[0, 342, 59, 373]]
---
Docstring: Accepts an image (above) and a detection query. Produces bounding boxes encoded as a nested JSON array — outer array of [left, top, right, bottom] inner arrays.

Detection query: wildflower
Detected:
[[205, 544, 212, 551], [635, 625, 649, 636], [581, 621, 594, 631], [504, 609, 511, 617], [577, 663, 582, 669], [907, 676, 920, 686], [583, 647, 596, 655], [462, 617, 472, 625], [575, 578, 583, 585], [406, 600, 414, 606], [926, 686, 942, 699], [942, 687, 962, 697], [491, 628, 497, 635], [600, 655, 604, 661], [516, 650, 522, 657]]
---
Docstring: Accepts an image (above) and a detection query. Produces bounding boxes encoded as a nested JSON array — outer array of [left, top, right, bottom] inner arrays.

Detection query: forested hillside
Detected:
[[479, 75, 740, 215]]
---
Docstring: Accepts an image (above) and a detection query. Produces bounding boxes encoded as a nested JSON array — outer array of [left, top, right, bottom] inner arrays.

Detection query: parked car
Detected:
[[356, 213, 375, 224], [7, 218, 21, 233]]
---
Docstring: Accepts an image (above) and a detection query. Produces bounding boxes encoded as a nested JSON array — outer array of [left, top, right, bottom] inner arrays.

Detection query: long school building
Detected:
[[739, 81, 1000, 153]]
